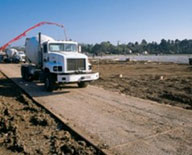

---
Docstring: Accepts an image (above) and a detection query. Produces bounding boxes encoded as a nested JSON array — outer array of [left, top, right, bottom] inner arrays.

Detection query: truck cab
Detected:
[[42, 41, 91, 73]]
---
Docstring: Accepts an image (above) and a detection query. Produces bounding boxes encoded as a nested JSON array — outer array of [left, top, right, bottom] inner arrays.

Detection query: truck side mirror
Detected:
[[78, 45, 81, 53]]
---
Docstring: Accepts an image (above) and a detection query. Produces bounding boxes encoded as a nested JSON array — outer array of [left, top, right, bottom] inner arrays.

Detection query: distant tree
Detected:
[[141, 39, 147, 45], [81, 44, 93, 53], [159, 39, 168, 53], [92, 44, 102, 55], [82, 38, 192, 55]]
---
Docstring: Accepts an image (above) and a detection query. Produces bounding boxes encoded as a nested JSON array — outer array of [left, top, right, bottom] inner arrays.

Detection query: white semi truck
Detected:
[[21, 33, 99, 91]]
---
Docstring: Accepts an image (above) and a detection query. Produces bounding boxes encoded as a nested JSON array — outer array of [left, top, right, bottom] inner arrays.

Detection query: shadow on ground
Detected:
[[0, 77, 79, 97]]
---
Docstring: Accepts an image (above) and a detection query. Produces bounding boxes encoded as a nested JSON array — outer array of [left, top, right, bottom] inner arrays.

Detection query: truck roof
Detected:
[[47, 40, 78, 44]]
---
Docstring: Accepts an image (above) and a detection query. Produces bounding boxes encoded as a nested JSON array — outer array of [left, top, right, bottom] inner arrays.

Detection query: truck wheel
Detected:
[[25, 73, 33, 81], [21, 66, 26, 80], [44, 73, 56, 92], [14, 59, 20, 63], [21, 66, 33, 81], [78, 82, 88, 88], [4, 58, 10, 63]]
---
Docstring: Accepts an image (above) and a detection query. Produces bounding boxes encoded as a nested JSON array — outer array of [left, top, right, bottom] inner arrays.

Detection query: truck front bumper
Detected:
[[57, 72, 99, 83]]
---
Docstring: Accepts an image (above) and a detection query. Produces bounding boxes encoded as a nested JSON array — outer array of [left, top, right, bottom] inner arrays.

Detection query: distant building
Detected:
[[143, 51, 148, 55], [128, 49, 132, 54]]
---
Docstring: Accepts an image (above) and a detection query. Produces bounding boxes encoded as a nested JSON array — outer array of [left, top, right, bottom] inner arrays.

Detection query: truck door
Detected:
[[43, 43, 48, 64]]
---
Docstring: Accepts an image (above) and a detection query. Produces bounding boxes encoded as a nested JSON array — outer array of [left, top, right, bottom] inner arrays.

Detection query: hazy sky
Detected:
[[0, 0, 192, 46]]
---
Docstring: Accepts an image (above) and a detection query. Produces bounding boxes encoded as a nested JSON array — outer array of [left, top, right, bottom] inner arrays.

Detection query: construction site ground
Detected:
[[0, 71, 99, 154], [92, 60, 192, 109], [0, 62, 192, 155]]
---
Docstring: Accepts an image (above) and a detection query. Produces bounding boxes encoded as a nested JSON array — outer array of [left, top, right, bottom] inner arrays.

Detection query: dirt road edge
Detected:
[[0, 69, 110, 155]]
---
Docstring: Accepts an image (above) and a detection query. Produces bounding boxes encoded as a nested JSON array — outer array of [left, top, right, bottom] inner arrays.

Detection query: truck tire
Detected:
[[78, 82, 88, 88], [21, 66, 33, 81], [25, 73, 33, 81], [21, 66, 26, 80], [14, 59, 20, 63], [44, 73, 56, 92], [4, 58, 10, 63]]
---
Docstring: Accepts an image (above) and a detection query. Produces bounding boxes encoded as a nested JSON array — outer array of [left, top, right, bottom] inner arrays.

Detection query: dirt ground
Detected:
[[91, 59, 192, 109], [0, 72, 98, 154], [0, 63, 192, 155]]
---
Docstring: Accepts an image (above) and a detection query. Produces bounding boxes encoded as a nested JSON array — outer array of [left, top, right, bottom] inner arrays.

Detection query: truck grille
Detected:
[[67, 59, 86, 71]]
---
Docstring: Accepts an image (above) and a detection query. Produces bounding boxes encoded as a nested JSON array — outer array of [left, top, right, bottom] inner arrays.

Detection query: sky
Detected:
[[0, 0, 192, 46]]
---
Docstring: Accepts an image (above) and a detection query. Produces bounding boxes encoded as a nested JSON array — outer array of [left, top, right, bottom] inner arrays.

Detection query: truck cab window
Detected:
[[49, 43, 77, 52]]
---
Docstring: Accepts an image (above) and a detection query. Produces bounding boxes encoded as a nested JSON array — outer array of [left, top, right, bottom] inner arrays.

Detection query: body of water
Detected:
[[93, 54, 192, 64]]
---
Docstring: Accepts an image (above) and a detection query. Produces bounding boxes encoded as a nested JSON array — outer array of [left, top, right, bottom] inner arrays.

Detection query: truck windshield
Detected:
[[18, 51, 24, 54], [49, 43, 77, 52]]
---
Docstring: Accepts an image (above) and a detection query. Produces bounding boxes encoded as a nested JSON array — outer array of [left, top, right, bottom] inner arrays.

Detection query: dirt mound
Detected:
[[0, 72, 98, 154]]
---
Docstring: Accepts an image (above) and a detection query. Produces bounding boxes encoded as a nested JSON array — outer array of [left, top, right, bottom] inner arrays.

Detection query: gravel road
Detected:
[[0, 72, 98, 154], [0, 64, 192, 155]]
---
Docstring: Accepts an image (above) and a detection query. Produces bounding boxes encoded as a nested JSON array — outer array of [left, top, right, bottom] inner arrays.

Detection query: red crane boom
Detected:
[[0, 21, 67, 51]]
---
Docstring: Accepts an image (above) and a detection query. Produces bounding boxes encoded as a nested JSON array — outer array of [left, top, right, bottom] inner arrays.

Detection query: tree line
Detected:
[[81, 39, 192, 55]]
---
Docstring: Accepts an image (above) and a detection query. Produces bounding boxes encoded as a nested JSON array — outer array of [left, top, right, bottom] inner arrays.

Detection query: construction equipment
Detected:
[[4, 48, 26, 63], [0, 21, 99, 91], [21, 33, 99, 91], [0, 21, 66, 51], [0, 22, 67, 63]]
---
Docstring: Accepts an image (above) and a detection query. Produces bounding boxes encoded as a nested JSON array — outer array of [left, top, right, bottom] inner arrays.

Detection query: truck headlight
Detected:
[[53, 66, 62, 71]]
